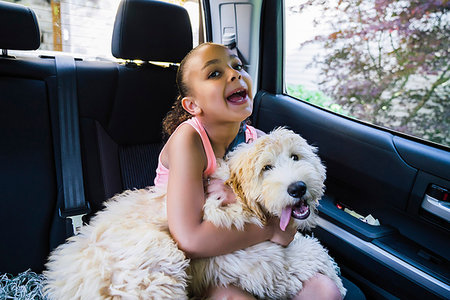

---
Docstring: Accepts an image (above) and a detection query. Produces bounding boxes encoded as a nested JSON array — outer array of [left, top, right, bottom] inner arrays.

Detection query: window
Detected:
[[7, 0, 200, 60], [284, 0, 449, 147]]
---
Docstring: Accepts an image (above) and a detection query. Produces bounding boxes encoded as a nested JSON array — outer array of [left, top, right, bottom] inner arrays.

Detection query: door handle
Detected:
[[421, 184, 449, 222]]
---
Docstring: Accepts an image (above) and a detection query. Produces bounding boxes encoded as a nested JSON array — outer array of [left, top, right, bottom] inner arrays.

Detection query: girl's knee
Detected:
[[295, 273, 342, 300], [206, 285, 256, 300]]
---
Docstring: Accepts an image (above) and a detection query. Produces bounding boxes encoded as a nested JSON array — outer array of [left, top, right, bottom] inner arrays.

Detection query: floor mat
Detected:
[[0, 269, 47, 299]]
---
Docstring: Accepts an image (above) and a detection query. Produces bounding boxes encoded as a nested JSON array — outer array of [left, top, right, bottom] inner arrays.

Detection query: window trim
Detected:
[[258, 0, 283, 94]]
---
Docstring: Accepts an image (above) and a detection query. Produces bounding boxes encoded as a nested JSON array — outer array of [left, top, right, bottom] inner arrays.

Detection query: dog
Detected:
[[43, 127, 346, 299]]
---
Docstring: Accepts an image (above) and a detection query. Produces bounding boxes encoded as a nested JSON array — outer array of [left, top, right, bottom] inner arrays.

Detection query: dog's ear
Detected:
[[226, 172, 267, 225]]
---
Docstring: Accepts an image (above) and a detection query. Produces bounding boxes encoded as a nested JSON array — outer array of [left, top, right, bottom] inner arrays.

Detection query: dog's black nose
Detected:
[[288, 181, 307, 198]]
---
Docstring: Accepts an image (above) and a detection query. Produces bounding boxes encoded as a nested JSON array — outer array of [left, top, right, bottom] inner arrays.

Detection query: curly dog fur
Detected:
[[44, 128, 346, 299]]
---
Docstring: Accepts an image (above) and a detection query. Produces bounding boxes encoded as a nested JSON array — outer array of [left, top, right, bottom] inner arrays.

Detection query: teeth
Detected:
[[231, 89, 244, 96], [291, 200, 310, 220]]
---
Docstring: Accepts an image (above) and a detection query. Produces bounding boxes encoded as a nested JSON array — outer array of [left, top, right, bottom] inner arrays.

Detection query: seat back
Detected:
[[0, 0, 193, 273], [77, 0, 193, 216], [0, 1, 66, 274]]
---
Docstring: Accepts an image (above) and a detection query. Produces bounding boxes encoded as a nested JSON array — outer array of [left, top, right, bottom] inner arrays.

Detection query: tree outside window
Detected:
[[285, 0, 449, 147]]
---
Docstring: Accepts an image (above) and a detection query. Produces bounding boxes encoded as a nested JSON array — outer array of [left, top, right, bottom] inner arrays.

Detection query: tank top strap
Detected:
[[185, 117, 217, 177], [245, 124, 258, 143], [155, 119, 258, 186]]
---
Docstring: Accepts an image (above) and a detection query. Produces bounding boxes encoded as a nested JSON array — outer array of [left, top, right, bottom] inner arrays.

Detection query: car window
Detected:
[[7, 0, 199, 60], [284, 0, 449, 148]]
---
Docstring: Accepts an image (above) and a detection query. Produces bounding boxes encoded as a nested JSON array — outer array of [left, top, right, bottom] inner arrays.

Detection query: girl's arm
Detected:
[[166, 125, 295, 259]]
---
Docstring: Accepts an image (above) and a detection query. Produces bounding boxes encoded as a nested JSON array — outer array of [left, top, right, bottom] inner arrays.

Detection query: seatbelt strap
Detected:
[[54, 55, 90, 236]]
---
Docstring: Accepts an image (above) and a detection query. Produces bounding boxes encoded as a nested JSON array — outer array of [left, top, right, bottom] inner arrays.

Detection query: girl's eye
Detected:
[[291, 154, 299, 161], [263, 165, 273, 171], [234, 64, 243, 71], [208, 71, 221, 79]]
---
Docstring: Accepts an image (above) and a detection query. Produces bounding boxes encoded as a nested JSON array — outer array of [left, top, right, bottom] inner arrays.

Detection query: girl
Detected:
[[155, 42, 342, 299]]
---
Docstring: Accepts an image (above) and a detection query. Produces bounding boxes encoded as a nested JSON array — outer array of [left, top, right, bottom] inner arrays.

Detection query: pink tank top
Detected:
[[154, 117, 258, 187]]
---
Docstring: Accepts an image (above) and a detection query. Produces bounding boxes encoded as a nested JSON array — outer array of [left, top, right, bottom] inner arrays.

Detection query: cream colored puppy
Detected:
[[44, 128, 345, 299], [190, 127, 345, 298]]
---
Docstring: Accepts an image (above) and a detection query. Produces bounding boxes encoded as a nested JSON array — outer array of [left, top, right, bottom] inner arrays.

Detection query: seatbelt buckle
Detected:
[[68, 214, 85, 235], [59, 204, 90, 236]]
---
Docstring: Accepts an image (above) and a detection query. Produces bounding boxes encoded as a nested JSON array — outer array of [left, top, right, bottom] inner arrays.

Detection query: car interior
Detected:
[[0, 0, 449, 299]]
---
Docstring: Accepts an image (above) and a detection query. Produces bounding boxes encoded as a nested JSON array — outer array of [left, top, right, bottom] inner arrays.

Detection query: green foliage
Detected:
[[286, 84, 350, 116]]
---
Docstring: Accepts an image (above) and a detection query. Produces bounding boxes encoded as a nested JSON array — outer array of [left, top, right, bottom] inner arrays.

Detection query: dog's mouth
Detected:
[[280, 200, 310, 231]]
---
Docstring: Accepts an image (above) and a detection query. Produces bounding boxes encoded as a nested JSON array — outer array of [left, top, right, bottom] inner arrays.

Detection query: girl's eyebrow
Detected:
[[202, 55, 240, 70], [202, 59, 220, 70]]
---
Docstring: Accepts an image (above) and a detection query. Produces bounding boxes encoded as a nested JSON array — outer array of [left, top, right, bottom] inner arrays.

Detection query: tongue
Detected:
[[227, 93, 243, 102], [280, 205, 292, 231]]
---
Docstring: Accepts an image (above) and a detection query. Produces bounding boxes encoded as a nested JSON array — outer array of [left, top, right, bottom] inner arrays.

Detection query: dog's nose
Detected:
[[287, 181, 307, 198]]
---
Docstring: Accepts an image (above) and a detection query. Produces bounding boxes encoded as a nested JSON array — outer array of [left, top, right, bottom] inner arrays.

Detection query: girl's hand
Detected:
[[205, 178, 237, 206], [266, 216, 297, 247]]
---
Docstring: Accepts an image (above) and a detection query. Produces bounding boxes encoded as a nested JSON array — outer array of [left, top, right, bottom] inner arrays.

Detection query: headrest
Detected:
[[0, 1, 40, 50], [112, 0, 192, 62]]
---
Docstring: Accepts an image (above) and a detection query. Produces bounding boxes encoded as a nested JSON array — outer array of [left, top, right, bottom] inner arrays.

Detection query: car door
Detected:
[[203, 0, 450, 299]]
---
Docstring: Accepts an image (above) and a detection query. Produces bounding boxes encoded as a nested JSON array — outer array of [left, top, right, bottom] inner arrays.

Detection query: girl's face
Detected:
[[182, 44, 253, 124]]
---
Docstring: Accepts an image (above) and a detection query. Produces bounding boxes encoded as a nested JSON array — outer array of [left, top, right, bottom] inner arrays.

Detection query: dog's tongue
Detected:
[[280, 205, 292, 231]]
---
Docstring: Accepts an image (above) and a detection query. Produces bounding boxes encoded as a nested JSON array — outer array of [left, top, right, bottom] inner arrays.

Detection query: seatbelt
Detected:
[[54, 55, 90, 236], [222, 32, 248, 66]]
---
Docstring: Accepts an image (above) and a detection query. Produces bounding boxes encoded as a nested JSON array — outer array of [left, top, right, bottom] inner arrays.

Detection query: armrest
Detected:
[[318, 196, 396, 241]]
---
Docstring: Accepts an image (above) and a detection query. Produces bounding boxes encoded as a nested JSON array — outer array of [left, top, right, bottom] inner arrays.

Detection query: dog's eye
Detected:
[[263, 165, 273, 171], [291, 154, 299, 161]]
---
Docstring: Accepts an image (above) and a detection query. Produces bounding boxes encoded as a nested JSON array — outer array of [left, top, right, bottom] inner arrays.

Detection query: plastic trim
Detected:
[[317, 217, 450, 298], [421, 195, 450, 222]]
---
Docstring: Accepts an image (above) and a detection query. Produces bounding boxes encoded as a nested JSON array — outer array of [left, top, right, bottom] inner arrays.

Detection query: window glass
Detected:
[[7, 0, 199, 60], [284, 0, 449, 147]]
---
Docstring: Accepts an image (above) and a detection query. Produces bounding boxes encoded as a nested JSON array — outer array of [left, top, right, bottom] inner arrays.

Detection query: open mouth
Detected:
[[226, 89, 248, 104], [292, 200, 310, 220], [279, 200, 310, 231]]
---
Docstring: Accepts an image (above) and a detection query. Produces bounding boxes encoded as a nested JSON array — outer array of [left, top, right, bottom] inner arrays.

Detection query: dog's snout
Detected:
[[287, 181, 307, 198]]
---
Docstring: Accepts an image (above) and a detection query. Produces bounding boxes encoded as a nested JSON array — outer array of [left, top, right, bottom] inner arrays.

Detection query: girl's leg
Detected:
[[293, 273, 342, 300], [206, 284, 256, 300]]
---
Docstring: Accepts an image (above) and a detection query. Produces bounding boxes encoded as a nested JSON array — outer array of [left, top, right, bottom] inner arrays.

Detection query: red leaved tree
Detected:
[[297, 0, 449, 146]]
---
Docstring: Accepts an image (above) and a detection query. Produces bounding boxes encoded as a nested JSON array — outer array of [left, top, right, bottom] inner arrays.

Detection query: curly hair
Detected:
[[162, 43, 225, 138]]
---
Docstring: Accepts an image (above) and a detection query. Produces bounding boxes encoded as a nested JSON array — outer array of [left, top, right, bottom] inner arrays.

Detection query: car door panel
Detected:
[[393, 136, 450, 179], [253, 91, 450, 299]]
